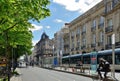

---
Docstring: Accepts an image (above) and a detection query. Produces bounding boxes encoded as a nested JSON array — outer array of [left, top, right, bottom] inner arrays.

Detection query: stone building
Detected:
[[62, 23, 70, 56], [68, 0, 120, 55], [54, 23, 70, 65], [35, 32, 54, 66]]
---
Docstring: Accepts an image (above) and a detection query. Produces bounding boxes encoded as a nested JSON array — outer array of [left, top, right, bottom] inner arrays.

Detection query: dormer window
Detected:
[[43, 35, 45, 39], [41, 32, 49, 40], [112, 0, 119, 7]]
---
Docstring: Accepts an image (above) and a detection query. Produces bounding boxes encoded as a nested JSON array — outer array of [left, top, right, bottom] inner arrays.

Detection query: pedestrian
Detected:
[[97, 58, 110, 79]]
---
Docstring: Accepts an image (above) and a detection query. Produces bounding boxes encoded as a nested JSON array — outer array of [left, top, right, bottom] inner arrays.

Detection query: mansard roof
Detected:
[[41, 32, 49, 40]]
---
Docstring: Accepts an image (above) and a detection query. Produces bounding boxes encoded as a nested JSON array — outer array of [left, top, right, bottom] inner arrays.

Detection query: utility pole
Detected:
[[112, 34, 115, 79], [52, 45, 54, 68]]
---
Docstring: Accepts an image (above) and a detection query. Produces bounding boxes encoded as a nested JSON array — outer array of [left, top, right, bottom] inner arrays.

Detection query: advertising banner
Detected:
[[90, 52, 97, 74]]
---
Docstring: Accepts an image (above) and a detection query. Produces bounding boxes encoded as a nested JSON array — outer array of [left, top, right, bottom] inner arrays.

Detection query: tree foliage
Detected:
[[0, 0, 50, 59]]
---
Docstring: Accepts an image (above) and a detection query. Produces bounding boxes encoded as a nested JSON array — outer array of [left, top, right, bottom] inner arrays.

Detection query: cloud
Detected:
[[46, 26, 51, 29], [32, 40, 38, 46], [52, 0, 102, 13], [54, 19, 65, 23], [30, 24, 43, 32]]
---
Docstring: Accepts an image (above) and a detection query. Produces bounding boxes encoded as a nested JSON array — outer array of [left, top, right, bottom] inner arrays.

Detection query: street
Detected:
[[20, 66, 93, 81]]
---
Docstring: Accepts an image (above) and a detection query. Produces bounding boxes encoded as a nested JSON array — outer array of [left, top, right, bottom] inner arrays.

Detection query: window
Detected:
[[76, 27, 80, 34], [100, 31, 104, 42], [92, 34, 96, 44], [77, 41, 79, 45], [72, 43, 74, 49], [71, 31, 74, 37], [107, 35, 112, 44], [82, 24, 86, 32], [112, 0, 119, 7], [99, 16, 104, 24], [106, 2, 113, 12], [92, 19, 96, 27], [82, 37, 86, 46], [107, 19, 113, 27]]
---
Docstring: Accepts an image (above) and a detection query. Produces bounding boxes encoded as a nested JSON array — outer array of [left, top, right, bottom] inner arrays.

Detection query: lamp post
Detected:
[[112, 34, 115, 79], [69, 48, 71, 67], [52, 45, 54, 67], [60, 50, 62, 66]]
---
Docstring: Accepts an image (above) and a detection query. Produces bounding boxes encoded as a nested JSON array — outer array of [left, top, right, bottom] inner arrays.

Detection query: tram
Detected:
[[62, 48, 120, 71]]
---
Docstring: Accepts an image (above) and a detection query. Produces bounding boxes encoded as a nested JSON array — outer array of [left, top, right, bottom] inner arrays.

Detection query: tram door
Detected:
[[90, 52, 98, 74]]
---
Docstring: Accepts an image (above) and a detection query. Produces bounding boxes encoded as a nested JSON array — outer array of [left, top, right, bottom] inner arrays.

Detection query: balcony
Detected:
[[112, 0, 120, 8], [81, 31, 86, 35], [105, 26, 113, 33], [98, 23, 104, 29], [106, 41, 120, 49], [71, 36, 74, 39], [71, 48, 73, 51], [103, 1, 120, 16], [98, 42, 103, 46], [105, 44, 112, 49], [91, 44, 96, 48], [64, 44, 69, 48], [76, 47, 79, 51], [91, 26, 96, 32], [115, 41, 120, 48], [76, 33, 80, 37], [81, 45, 86, 49]]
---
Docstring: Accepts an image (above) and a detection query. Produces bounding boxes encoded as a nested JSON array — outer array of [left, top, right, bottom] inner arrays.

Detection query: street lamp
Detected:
[[52, 45, 54, 67], [60, 50, 62, 66], [69, 48, 71, 67]]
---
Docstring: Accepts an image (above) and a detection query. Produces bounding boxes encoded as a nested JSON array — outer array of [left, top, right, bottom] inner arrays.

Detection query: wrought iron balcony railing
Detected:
[[91, 26, 96, 32], [81, 31, 86, 35], [91, 43, 96, 48], [98, 42, 104, 46], [105, 26, 113, 33], [98, 23, 104, 29]]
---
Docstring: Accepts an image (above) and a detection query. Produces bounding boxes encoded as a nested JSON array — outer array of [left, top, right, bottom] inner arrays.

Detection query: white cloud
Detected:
[[30, 24, 43, 32], [54, 19, 65, 23], [32, 40, 38, 46], [53, 0, 102, 13], [46, 26, 51, 29]]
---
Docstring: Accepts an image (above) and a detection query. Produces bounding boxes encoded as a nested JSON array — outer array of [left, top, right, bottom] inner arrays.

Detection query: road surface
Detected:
[[20, 66, 94, 81]]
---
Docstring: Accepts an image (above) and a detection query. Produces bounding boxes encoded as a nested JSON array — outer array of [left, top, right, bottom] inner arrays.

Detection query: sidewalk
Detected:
[[10, 68, 22, 81], [53, 67, 120, 81]]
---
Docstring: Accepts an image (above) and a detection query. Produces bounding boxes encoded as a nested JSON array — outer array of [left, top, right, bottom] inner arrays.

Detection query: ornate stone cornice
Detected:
[[69, 1, 104, 27]]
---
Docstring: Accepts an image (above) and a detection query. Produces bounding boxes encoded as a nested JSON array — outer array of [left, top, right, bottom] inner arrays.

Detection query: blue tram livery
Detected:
[[62, 48, 120, 71]]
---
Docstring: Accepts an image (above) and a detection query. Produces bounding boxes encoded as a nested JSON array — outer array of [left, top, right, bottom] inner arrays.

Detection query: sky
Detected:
[[30, 0, 102, 46]]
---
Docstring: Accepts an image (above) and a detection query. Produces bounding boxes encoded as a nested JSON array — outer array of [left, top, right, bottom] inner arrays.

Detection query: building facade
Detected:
[[35, 32, 54, 67], [53, 23, 70, 65], [62, 23, 70, 56], [69, 0, 120, 55]]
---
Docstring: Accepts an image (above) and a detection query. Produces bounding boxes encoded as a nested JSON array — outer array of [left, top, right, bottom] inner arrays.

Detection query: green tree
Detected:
[[0, 0, 50, 58], [0, 0, 50, 80]]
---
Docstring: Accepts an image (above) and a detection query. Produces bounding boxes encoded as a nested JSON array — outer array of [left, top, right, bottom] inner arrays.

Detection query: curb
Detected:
[[10, 68, 22, 81], [42, 67, 116, 81]]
